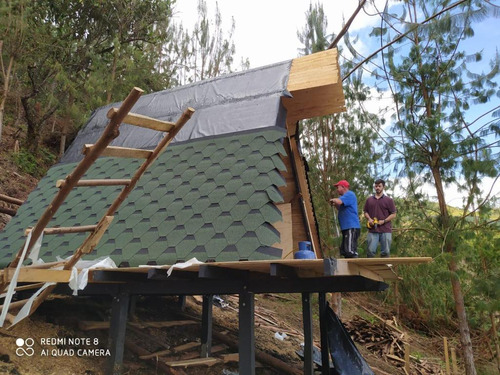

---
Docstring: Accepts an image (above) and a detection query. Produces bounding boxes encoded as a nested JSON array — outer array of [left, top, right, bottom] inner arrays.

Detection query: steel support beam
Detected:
[[201, 295, 213, 357], [108, 291, 130, 375], [239, 289, 255, 375], [302, 292, 314, 375]]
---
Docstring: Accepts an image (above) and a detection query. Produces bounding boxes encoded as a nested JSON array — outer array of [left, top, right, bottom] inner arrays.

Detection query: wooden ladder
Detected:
[[0, 87, 194, 326]]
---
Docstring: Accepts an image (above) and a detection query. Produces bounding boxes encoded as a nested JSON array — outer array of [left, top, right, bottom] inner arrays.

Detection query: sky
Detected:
[[172, 0, 371, 68], [173, 0, 500, 207]]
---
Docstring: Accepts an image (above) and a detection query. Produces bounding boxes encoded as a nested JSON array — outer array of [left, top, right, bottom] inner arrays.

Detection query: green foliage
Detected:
[[2, 0, 178, 154], [12, 148, 56, 178]]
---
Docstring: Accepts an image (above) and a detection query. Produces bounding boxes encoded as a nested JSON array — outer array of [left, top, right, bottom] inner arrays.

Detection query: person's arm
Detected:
[[380, 212, 396, 225], [364, 211, 375, 226], [380, 198, 397, 225], [330, 198, 342, 208], [364, 199, 374, 225]]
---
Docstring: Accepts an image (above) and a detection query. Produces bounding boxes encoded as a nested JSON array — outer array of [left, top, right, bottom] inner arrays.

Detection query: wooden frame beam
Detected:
[[283, 49, 346, 126]]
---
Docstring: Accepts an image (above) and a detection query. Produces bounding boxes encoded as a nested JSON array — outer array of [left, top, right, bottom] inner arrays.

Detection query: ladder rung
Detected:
[[25, 224, 98, 236], [56, 179, 132, 188], [15, 282, 45, 292], [107, 107, 175, 132], [82, 144, 153, 159]]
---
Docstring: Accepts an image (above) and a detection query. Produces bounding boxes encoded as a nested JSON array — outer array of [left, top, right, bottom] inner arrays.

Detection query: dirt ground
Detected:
[[0, 292, 449, 375]]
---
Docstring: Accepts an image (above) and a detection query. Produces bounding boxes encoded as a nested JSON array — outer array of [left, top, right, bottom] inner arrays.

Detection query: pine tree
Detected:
[[366, 1, 500, 373]]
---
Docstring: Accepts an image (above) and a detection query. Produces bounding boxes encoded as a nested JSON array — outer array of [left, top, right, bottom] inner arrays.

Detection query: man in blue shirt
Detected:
[[329, 180, 360, 258]]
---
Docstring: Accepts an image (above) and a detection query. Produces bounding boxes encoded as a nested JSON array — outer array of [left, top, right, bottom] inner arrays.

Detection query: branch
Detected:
[[329, 0, 368, 49], [343, 0, 470, 81]]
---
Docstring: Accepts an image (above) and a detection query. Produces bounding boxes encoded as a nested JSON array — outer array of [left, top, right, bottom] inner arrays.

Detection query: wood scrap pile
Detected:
[[345, 315, 442, 374], [224, 294, 304, 340]]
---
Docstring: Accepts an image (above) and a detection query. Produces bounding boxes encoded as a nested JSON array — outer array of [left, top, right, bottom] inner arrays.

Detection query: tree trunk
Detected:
[[432, 165, 476, 375], [0, 53, 15, 144], [448, 257, 477, 375], [491, 311, 500, 372], [21, 97, 40, 154]]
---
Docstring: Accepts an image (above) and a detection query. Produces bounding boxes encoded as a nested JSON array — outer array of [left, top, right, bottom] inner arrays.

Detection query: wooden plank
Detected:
[[334, 261, 385, 282], [164, 357, 221, 367], [94, 257, 432, 278], [25, 224, 98, 236], [79, 320, 198, 331], [125, 340, 187, 375], [139, 341, 207, 360], [56, 179, 131, 188], [82, 144, 153, 159], [0, 298, 31, 312], [287, 136, 321, 258], [23, 261, 66, 269], [283, 49, 346, 123], [14, 283, 45, 292], [107, 108, 175, 132], [344, 257, 433, 266], [2, 268, 72, 283], [139, 348, 171, 360], [222, 353, 239, 363], [172, 342, 200, 353], [0, 206, 17, 216], [133, 320, 198, 329], [0, 194, 23, 205]]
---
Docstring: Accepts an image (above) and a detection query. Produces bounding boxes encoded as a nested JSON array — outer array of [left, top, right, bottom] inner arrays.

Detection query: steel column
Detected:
[[108, 291, 130, 375], [302, 292, 314, 375], [201, 294, 213, 357], [239, 289, 255, 375]]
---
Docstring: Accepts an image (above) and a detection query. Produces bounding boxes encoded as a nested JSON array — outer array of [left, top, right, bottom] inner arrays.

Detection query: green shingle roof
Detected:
[[0, 128, 287, 267]]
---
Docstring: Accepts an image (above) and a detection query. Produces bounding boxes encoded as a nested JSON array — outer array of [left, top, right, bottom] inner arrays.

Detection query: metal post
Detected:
[[108, 291, 130, 375], [302, 292, 314, 375], [318, 292, 330, 375], [201, 294, 213, 357], [177, 294, 186, 311], [239, 288, 255, 375]]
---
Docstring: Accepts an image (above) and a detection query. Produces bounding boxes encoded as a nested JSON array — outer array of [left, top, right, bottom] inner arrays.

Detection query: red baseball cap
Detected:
[[334, 180, 350, 188]]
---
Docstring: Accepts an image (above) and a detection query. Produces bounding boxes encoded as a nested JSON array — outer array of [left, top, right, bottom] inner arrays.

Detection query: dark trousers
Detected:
[[340, 228, 360, 258]]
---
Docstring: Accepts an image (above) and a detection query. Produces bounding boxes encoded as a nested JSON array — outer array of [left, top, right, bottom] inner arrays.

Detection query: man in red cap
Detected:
[[329, 180, 360, 258]]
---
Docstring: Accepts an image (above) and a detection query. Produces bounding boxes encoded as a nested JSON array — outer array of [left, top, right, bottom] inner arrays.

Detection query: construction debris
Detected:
[[345, 315, 442, 375]]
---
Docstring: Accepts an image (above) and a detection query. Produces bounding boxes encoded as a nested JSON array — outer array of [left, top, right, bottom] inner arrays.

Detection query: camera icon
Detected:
[[16, 338, 35, 357]]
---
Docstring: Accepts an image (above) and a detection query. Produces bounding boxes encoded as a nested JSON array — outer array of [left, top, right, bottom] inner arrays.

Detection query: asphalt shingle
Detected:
[[0, 128, 287, 267]]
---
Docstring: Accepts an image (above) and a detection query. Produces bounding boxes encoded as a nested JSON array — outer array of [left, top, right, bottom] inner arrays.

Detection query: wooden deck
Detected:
[[2, 257, 432, 285]]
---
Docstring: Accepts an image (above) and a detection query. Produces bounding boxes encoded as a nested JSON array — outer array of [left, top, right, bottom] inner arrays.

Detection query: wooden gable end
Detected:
[[277, 49, 346, 259]]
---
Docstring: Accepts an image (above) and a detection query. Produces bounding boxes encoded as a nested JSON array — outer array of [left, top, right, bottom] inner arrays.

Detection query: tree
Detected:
[[366, 1, 500, 373], [12, 0, 176, 154], [172, 0, 237, 84], [0, 0, 27, 144]]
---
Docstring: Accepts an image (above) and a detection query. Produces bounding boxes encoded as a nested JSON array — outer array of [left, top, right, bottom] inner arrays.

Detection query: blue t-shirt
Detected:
[[338, 190, 361, 230]]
